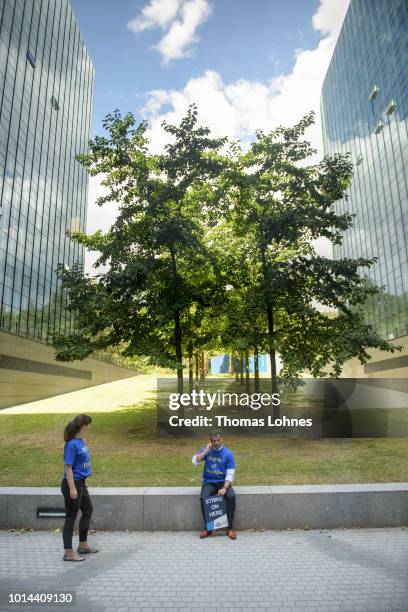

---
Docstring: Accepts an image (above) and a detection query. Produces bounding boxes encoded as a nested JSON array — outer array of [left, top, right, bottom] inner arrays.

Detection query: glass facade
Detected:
[[0, 0, 94, 341], [321, 0, 408, 340]]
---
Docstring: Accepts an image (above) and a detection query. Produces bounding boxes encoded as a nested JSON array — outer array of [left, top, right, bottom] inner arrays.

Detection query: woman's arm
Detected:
[[65, 465, 77, 499]]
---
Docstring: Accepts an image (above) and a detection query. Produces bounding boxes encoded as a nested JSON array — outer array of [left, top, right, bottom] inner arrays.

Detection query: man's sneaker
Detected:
[[227, 529, 237, 540], [199, 530, 212, 538]]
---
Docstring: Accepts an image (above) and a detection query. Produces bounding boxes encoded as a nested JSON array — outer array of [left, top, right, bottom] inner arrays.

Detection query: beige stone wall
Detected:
[[339, 334, 408, 378], [0, 331, 135, 408]]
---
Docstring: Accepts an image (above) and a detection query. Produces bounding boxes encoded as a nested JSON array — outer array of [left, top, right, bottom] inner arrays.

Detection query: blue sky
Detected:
[[70, 0, 351, 269], [70, 0, 323, 137]]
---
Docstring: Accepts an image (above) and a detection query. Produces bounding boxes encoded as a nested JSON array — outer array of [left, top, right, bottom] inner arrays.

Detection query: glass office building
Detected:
[[0, 0, 94, 341], [321, 0, 408, 340]]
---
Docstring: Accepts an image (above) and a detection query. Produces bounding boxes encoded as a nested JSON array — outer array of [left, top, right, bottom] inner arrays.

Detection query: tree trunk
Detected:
[[205, 354, 210, 378], [235, 351, 239, 382], [245, 350, 250, 393], [174, 309, 183, 394], [169, 245, 183, 393], [195, 352, 199, 382], [188, 343, 193, 393], [266, 302, 280, 418], [240, 351, 244, 385], [200, 351, 205, 383], [260, 245, 280, 418], [254, 346, 260, 393]]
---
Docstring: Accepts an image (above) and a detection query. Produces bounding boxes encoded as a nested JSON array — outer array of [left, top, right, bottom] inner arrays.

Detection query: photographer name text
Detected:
[[168, 415, 312, 427]]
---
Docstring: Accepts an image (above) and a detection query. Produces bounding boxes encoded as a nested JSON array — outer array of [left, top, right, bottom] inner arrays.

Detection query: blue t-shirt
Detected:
[[63, 437, 92, 480], [196, 446, 236, 484]]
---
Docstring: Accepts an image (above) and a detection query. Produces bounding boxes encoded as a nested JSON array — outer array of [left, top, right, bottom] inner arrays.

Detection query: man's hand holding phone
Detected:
[[195, 440, 213, 463]]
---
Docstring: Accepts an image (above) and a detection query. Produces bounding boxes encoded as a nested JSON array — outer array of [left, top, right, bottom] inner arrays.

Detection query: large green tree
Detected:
[[53, 105, 227, 392], [53, 107, 396, 405], [220, 111, 396, 406]]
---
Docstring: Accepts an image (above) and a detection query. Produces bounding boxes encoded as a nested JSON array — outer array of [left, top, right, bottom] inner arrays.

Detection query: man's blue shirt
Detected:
[[196, 446, 235, 484], [63, 437, 92, 480]]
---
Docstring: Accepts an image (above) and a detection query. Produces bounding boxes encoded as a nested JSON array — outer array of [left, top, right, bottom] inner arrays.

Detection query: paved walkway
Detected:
[[0, 528, 407, 611], [0, 375, 160, 414]]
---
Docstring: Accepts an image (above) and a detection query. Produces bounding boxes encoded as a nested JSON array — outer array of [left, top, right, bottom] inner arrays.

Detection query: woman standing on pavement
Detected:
[[61, 414, 99, 561]]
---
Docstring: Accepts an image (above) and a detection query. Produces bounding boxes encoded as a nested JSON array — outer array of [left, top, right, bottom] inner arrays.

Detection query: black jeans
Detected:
[[200, 482, 236, 530], [61, 478, 93, 549]]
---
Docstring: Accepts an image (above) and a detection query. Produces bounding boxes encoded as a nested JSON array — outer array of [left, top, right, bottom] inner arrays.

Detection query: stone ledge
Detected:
[[1, 484, 407, 530]]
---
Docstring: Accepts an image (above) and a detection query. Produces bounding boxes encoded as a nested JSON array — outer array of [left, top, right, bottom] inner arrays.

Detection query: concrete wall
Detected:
[[1, 484, 407, 531], [340, 334, 408, 378], [0, 331, 135, 409]]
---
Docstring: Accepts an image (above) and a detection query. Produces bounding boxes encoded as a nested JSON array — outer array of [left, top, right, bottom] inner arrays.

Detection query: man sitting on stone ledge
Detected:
[[192, 430, 237, 539]]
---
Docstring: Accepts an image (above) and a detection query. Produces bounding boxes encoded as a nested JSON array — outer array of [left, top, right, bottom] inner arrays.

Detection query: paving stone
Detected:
[[0, 528, 407, 611]]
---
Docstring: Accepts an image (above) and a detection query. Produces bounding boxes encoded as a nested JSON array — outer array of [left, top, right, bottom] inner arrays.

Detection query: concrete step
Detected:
[[1, 484, 408, 530]]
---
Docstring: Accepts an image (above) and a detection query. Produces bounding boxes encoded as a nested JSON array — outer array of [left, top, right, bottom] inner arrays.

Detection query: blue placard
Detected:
[[203, 495, 228, 531]]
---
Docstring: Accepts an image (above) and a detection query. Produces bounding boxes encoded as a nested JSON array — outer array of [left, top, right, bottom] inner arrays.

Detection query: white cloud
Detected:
[[138, 0, 350, 258], [128, 0, 212, 64], [87, 0, 350, 262], [128, 0, 181, 32], [312, 0, 350, 38], [141, 0, 350, 158]]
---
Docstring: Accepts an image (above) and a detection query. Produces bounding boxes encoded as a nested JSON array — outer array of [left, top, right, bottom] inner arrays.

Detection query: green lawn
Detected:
[[1, 398, 408, 486]]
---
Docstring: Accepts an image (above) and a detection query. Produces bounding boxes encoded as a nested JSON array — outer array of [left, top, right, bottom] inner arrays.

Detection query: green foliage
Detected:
[[52, 105, 396, 382], [216, 111, 396, 379], [54, 106, 228, 385]]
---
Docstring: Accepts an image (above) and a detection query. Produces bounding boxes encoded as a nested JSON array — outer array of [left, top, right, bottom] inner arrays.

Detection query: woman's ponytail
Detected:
[[64, 414, 92, 442]]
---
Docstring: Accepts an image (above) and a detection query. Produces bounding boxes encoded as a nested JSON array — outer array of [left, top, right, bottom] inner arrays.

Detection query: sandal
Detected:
[[63, 555, 85, 562]]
